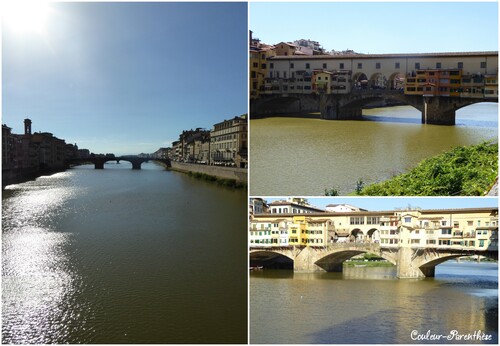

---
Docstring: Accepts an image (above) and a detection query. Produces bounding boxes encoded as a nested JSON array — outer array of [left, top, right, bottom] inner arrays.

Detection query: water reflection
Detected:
[[2, 177, 82, 344]]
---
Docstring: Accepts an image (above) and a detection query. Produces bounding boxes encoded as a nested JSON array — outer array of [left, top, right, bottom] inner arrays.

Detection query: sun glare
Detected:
[[2, 1, 51, 35]]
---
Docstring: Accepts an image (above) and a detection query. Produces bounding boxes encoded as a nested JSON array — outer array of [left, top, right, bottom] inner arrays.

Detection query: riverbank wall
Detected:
[[2, 167, 66, 188], [169, 162, 247, 185]]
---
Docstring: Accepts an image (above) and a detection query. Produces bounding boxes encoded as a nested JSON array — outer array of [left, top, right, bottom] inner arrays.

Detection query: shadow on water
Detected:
[[362, 115, 421, 124], [306, 309, 400, 344], [307, 306, 498, 344], [362, 115, 497, 128]]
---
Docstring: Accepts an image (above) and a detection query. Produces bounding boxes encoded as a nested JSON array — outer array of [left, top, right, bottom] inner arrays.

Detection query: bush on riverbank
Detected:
[[358, 142, 498, 196], [187, 171, 246, 189]]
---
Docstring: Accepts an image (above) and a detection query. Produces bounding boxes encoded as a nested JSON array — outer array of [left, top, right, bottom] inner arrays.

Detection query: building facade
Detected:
[[210, 114, 248, 168], [250, 207, 498, 252], [263, 51, 498, 97]]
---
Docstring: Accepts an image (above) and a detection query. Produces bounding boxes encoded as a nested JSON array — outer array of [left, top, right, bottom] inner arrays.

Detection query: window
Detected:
[[457, 62, 463, 68], [290, 63, 294, 68], [436, 62, 441, 68], [270, 63, 274, 69], [350, 217, 365, 225], [395, 62, 400, 69], [415, 63, 420, 69], [404, 217, 412, 223], [323, 63, 327, 69], [306, 63, 310, 69], [340, 63, 344, 69], [376, 62, 381, 69], [357, 63, 362, 69], [480, 61, 486, 68]]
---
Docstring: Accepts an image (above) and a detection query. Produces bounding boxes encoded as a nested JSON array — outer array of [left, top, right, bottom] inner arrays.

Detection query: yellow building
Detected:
[[289, 216, 307, 246], [404, 68, 462, 97]]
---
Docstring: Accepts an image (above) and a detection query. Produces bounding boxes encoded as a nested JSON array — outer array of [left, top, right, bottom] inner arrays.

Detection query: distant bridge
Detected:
[[250, 242, 498, 278], [66, 156, 171, 170], [251, 90, 498, 125]]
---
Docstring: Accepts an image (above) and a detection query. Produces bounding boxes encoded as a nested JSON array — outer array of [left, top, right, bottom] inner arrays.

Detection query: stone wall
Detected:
[[169, 162, 247, 184]]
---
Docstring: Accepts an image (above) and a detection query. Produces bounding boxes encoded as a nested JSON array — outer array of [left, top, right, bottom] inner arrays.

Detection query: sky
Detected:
[[250, 2, 498, 54], [2, 2, 248, 155], [262, 197, 498, 211]]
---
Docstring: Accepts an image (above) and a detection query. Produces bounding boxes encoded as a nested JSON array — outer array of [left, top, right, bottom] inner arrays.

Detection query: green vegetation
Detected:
[[324, 186, 340, 196], [357, 142, 498, 196], [344, 253, 395, 267], [343, 261, 395, 267], [186, 171, 246, 189]]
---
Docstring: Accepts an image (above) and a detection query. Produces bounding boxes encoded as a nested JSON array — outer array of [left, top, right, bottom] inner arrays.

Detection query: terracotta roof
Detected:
[[269, 51, 498, 60]]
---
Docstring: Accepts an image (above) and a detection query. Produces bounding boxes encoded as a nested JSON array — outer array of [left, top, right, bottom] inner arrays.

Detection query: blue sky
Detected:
[[2, 2, 247, 155], [250, 2, 498, 54], [263, 197, 498, 211]]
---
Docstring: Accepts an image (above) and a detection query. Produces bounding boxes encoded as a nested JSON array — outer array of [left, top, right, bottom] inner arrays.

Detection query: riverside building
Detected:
[[249, 207, 498, 252], [262, 51, 498, 97]]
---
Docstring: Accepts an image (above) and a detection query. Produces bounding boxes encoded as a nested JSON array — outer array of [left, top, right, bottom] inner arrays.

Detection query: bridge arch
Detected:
[[367, 228, 381, 243], [314, 247, 397, 272], [350, 228, 364, 242], [369, 72, 388, 89], [388, 72, 405, 90], [249, 249, 294, 269], [454, 100, 498, 113], [408, 249, 498, 277], [352, 72, 368, 89]]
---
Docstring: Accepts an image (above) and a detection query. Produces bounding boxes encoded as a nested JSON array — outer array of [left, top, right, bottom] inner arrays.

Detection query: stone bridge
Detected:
[[66, 156, 171, 170], [250, 243, 498, 278], [250, 91, 498, 125]]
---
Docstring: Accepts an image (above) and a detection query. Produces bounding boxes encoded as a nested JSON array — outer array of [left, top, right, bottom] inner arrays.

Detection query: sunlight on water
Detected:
[[2, 177, 83, 343]]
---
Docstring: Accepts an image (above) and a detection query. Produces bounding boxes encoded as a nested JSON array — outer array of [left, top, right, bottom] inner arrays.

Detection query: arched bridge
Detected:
[[251, 91, 498, 125], [66, 156, 171, 170], [250, 242, 497, 278]]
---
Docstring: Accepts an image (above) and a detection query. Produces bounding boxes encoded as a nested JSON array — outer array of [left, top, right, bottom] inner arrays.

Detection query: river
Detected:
[[250, 262, 498, 344], [249, 103, 498, 195], [2, 162, 247, 344]]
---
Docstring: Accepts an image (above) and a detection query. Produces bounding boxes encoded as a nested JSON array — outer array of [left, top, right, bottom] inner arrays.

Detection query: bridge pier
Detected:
[[294, 247, 324, 272], [131, 162, 142, 170], [422, 97, 456, 125], [320, 94, 363, 120], [95, 161, 104, 169], [396, 247, 438, 278]]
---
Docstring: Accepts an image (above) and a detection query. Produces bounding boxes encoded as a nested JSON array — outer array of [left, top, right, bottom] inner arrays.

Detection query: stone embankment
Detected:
[[2, 167, 66, 187], [169, 162, 247, 184]]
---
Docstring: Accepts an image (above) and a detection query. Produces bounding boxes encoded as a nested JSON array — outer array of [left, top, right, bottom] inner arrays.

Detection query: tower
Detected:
[[24, 119, 32, 135]]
